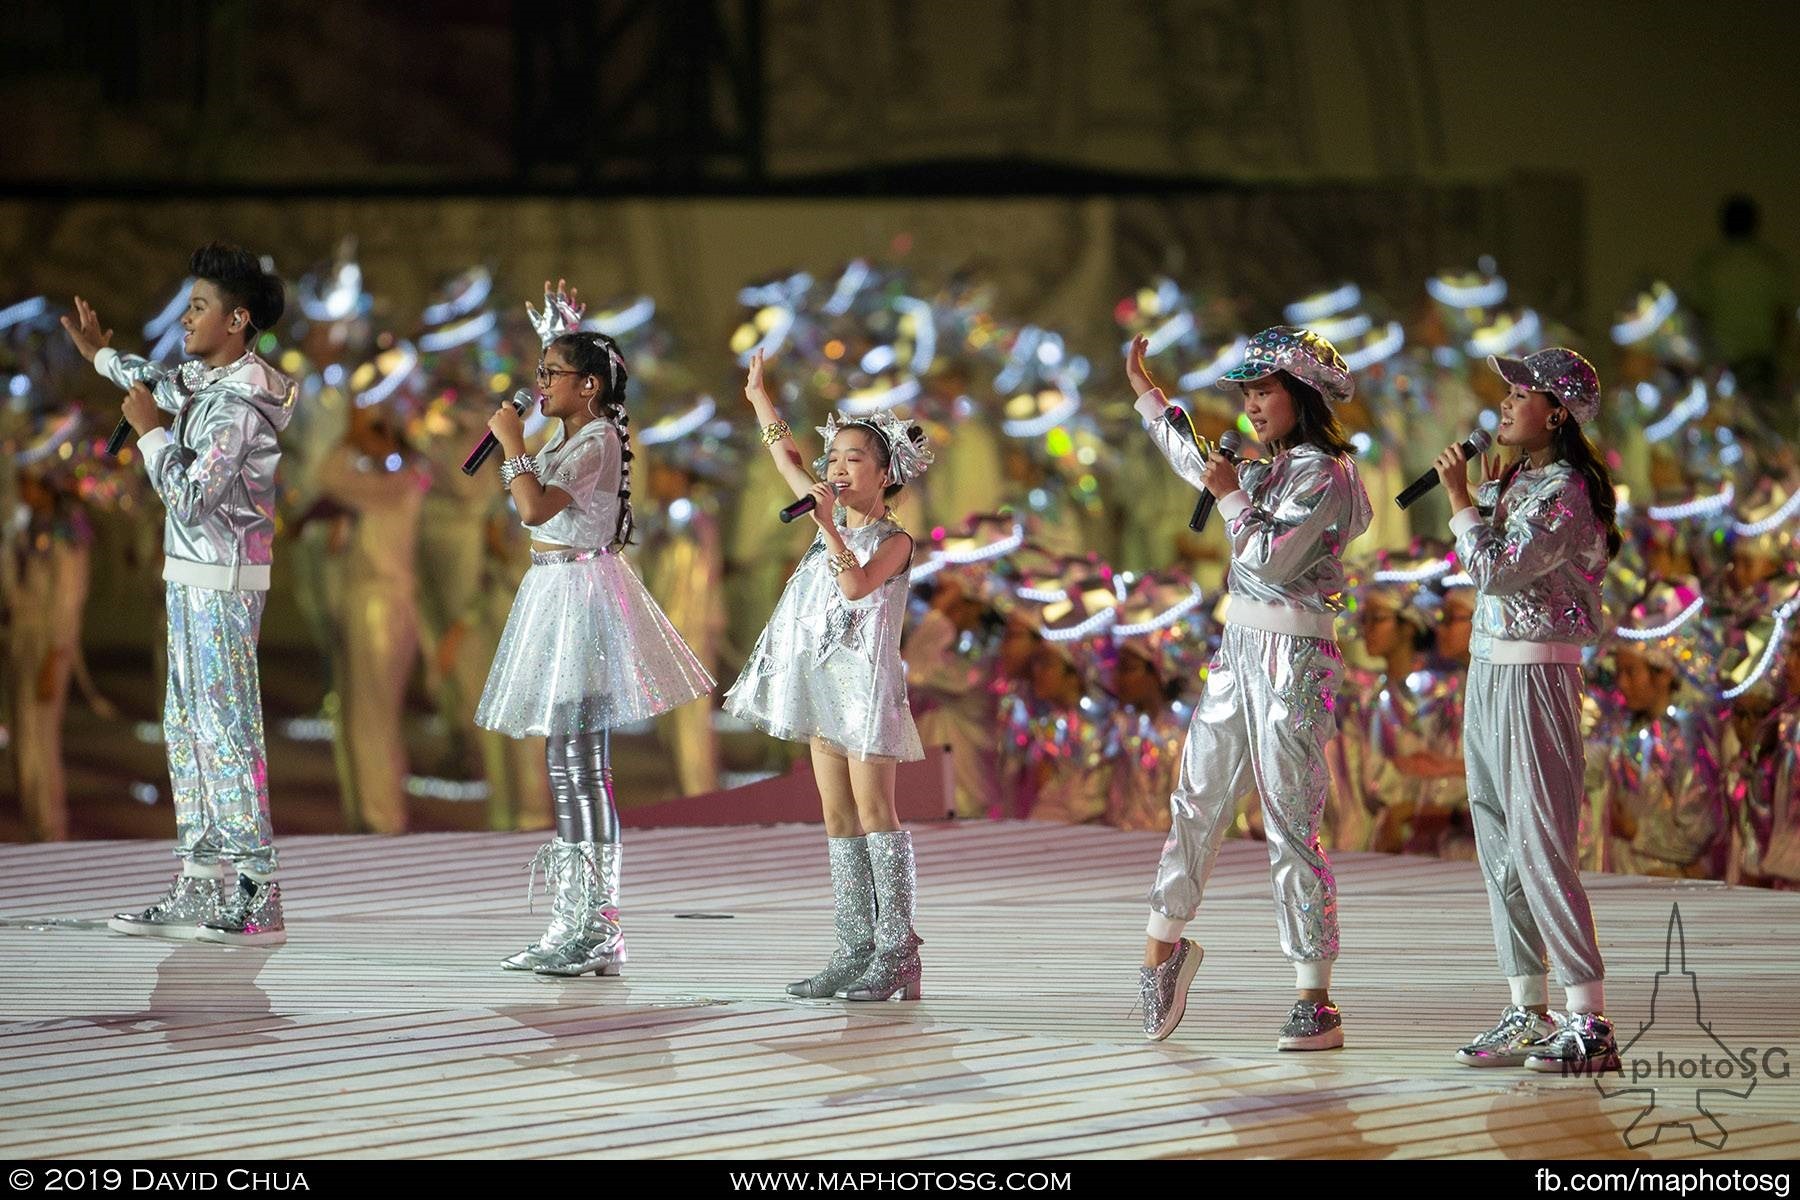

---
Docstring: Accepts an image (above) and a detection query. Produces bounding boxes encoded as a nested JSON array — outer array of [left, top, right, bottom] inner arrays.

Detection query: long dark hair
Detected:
[[550, 331, 635, 548], [1267, 371, 1356, 458], [1498, 403, 1623, 559]]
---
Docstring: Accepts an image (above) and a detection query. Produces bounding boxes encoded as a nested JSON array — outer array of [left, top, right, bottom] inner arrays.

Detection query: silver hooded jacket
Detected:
[[1451, 462, 1608, 659], [96, 347, 296, 591], [1137, 390, 1370, 638]]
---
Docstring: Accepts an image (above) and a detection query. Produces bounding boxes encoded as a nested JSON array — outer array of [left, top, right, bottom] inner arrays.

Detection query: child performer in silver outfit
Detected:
[[477, 283, 714, 978], [62, 244, 296, 946], [1433, 348, 1621, 1073], [1128, 327, 1371, 1051], [726, 350, 934, 1002]]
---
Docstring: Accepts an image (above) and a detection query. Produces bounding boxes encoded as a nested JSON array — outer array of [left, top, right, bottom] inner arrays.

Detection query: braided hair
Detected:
[[550, 330, 636, 548]]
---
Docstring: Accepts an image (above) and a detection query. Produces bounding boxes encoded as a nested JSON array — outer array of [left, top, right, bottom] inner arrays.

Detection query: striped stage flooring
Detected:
[[1, 823, 1796, 1160]]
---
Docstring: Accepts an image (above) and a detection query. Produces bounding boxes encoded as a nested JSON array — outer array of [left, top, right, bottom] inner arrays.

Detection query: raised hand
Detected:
[[1124, 334, 1159, 398], [1433, 442, 1473, 509], [59, 296, 113, 363], [744, 348, 772, 410]]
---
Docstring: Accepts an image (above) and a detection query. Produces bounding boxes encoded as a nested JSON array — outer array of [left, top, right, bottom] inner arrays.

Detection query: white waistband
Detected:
[[1222, 597, 1338, 642], [1476, 639, 1584, 666], [163, 557, 270, 592]]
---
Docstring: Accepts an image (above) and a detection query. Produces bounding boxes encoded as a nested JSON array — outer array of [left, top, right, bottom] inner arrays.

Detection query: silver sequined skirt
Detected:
[[476, 548, 715, 737]]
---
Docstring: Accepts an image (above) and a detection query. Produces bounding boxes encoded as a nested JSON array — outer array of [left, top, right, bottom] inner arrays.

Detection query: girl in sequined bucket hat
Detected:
[[1430, 345, 1624, 1073], [1124, 326, 1372, 1052]]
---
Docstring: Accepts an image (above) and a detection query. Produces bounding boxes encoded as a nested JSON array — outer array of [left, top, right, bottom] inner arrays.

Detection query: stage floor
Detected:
[[2, 823, 1796, 1160]]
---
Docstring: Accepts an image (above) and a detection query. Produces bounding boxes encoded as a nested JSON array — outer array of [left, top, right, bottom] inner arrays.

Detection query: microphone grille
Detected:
[[1467, 428, 1493, 454], [511, 387, 532, 414], [1219, 430, 1244, 454]]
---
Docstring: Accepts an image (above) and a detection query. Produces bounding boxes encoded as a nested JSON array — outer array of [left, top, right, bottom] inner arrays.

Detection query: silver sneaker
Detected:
[[1455, 1005, 1557, 1067], [1525, 1011, 1620, 1075], [194, 878, 287, 947], [502, 840, 584, 971], [1139, 939, 1203, 1041], [107, 872, 224, 940], [1276, 999, 1344, 1051]]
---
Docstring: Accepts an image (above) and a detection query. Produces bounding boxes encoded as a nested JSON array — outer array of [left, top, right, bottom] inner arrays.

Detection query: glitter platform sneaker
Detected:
[[1139, 939, 1202, 1041], [1276, 999, 1344, 1051]]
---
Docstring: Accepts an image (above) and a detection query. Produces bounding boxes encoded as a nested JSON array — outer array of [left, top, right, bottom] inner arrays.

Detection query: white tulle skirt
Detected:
[[476, 548, 714, 738]]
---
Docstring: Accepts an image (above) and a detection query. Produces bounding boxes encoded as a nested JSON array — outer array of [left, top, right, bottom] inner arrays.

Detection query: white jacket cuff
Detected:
[[1449, 506, 1484, 538], [1133, 389, 1167, 422], [1217, 490, 1251, 521]]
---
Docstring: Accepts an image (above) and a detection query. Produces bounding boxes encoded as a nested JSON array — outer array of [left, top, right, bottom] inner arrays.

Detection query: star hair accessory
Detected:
[[813, 410, 934, 485]]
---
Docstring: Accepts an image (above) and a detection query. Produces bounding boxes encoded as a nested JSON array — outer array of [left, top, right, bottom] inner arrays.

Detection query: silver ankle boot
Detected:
[[194, 876, 286, 947], [533, 842, 626, 978], [501, 840, 584, 971], [787, 837, 876, 998], [840, 830, 922, 1002]]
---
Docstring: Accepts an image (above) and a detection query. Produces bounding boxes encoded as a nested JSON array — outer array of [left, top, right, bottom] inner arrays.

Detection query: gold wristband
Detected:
[[828, 549, 858, 576], [760, 420, 792, 447]]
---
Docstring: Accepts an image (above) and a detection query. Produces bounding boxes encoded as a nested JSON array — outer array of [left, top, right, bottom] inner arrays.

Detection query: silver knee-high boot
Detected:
[[534, 730, 627, 978], [500, 839, 585, 971], [786, 836, 876, 998], [840, 830, 923, 1001]]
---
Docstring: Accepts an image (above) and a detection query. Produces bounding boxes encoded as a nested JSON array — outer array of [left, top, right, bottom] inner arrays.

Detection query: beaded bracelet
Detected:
[[760, 420, 792, 447], [828, 549, 859, 576], [499, 456, 540, 488]]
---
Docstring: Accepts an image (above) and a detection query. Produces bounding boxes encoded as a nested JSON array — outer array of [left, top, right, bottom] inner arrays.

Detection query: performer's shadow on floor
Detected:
[[44, 943, 296, 1049]]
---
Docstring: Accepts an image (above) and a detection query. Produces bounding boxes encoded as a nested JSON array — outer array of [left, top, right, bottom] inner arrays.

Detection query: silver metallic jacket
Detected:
[[1139, 395, 1371, 616], [1452, 463, 1608, 654], [96, 348, 296, 591]]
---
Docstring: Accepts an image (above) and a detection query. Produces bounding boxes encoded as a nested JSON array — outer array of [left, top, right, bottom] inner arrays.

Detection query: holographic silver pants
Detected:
[[1464, 661, 1605, 986], [164, 582, 276, 874], [1147, 624, 1342, 966]]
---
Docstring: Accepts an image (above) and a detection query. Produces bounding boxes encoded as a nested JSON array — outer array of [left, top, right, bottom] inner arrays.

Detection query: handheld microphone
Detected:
[[462, 389, 533, 476], [779, 481, 843, 524], [1395, 424, 1494, 510], [105, 415, 133, 457], [1190, 430, 1244, 533]]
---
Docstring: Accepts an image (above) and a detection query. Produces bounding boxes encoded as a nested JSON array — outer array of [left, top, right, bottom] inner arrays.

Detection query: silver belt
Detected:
[[531, 547, 612, 565]]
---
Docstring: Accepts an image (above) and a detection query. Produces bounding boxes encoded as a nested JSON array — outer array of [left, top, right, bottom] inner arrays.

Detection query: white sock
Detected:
[[1565, 980, 1605, 1014], [1294, 960, 1332, 991], [181, 860, 225, 880], [1509, 974, 1549, 1009]]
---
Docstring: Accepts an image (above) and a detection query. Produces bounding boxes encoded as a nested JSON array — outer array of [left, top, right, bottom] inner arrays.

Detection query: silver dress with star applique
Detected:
[[724, 512, 924, 762]]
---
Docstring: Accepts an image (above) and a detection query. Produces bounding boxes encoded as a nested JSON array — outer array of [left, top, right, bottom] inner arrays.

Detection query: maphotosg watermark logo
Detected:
[[1588, 903, 1790, 1150]]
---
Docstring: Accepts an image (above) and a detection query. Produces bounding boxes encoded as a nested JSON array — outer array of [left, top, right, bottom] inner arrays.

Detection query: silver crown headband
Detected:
[[813, 410, 934, 486]]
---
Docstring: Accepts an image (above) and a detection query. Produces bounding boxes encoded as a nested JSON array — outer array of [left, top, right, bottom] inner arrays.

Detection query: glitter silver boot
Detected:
[[195, 876, 287, 947], [787, 837, 876, 998], [107, 871, 225, 940], [501, 840, 585, 971], [532, 842, 626, 978], [840, 830, 922, 1001]]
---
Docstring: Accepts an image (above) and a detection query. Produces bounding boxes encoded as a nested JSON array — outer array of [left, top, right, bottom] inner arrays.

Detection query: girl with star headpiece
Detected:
[[726, 348, 935, 1003]]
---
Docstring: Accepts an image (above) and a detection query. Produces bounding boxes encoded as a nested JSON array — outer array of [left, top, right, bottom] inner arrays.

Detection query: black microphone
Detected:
[[462, 388, 533, 476], [105, 415, 133, 456], [1395, 425, 1494, 510], [1191, 430, 1243, 533], [779, 481, 843, 524]]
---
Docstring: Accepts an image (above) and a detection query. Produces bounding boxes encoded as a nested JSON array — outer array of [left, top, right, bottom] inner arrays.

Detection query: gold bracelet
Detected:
[[828, 549, 858, 575], [760, 420, 791, 447]]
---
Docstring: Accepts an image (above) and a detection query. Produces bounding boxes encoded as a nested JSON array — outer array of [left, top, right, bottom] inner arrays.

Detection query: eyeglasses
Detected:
[[536, 364, 583, 385]]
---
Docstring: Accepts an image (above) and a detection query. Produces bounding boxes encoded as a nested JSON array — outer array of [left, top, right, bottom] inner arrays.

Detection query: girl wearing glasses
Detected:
[[475, 282, 714, 978]]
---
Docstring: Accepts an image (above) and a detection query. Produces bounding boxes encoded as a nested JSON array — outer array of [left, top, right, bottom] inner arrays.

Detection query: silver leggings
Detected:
[[546, 730, 620, 845]]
